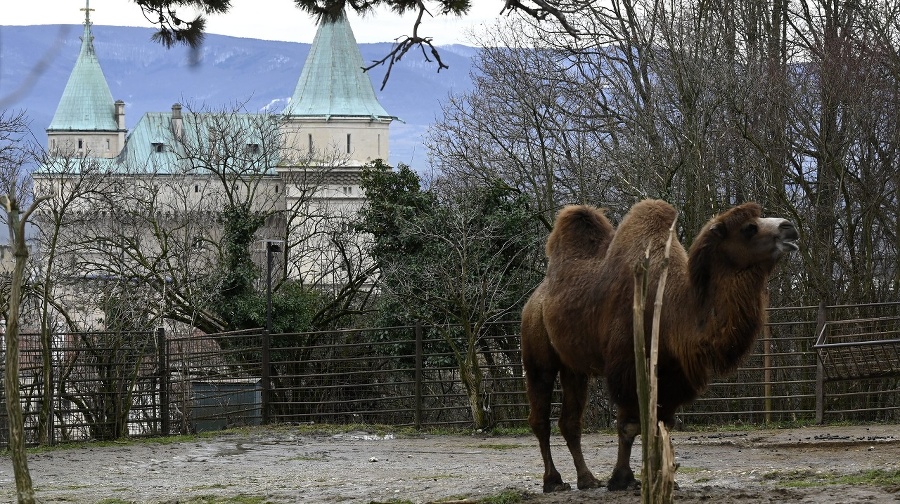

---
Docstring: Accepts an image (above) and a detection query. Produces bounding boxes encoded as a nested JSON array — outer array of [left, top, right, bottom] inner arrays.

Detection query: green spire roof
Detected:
[[283, 11, 394, 120], [48, 5, 117, 132]]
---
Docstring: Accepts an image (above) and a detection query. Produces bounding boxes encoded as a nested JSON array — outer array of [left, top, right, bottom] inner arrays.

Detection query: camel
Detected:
[[521, 199, 799, 492]]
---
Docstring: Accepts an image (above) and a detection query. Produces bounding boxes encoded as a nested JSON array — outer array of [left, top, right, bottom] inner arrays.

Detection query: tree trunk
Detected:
[[3, 203, 36, 503]]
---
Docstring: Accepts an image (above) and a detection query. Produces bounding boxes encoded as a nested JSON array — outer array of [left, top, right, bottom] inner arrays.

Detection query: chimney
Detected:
[[171, 103, 183, 140], [115, 100, 126, 130], [115, 100, 126, 154]]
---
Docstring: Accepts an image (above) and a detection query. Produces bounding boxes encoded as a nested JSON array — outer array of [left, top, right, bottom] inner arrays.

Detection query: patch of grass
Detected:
[[292, 422, 420, 437], [680, 419, 868, 433], [764, 468, 900, 488], [188, 483, 231, 491], [487, 426, 533, 436], [469, 443, 523, 450], [478, 489, 529, 504], [26, 429, 241, 454]]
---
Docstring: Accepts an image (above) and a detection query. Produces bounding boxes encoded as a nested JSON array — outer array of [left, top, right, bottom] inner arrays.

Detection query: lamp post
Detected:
[[265, 240, 282, 334], [262, 240, 282, 424]]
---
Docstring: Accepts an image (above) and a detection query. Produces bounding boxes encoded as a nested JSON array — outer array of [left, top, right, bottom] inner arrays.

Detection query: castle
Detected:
[[34, 2, 395, 330]]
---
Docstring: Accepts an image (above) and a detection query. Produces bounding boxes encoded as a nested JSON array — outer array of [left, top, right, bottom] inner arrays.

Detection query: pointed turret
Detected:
[[282, 10, 394, 164], [47, 1, 125, 158], [284, 11, 394, 120]]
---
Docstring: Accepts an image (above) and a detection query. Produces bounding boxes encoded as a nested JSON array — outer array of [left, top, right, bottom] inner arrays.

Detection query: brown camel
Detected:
[[521, 199, 799, 492]]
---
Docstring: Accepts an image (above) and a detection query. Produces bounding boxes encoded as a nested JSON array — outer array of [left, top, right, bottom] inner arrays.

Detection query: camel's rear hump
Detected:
[[545, 205, 614, 262]]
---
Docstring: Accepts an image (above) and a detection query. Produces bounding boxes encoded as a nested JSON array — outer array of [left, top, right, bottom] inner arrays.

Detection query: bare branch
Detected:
[[503, 0, 580, 37]]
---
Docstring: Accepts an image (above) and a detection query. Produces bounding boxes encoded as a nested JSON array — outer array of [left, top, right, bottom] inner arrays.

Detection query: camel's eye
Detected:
[[742, 223, 758, 238]]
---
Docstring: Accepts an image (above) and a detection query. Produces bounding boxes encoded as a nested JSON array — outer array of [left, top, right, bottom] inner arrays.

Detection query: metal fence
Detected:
[[3, 302, 900, 448], [5, 330, 164, 446]]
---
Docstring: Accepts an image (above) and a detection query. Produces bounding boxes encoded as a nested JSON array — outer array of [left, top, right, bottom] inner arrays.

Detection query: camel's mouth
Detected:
[[777, 220, 799, 252], [781, 239, 800, 252]]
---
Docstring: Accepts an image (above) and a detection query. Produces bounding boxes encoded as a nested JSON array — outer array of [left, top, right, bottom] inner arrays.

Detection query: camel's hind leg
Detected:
[[525, 363, 570, 492], [558, 368, 603, 490], [608, 407, 641, 490]]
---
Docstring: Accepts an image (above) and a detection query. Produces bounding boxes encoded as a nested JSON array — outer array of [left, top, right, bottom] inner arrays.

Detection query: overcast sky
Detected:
[[5, 0, 502, 45]]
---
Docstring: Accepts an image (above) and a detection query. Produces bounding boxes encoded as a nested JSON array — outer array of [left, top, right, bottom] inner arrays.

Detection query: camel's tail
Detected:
[[545, 205, 614, 261]]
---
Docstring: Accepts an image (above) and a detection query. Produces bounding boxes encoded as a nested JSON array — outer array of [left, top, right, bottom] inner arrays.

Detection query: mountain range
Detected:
[[0, 24, 477, 169]]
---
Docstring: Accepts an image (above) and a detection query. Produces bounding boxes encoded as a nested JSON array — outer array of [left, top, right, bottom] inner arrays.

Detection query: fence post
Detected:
[[415, 321, 423, 430], [763, 325, 772, 424], [815, 302, 827, 424], [157, 327, 169, 436], [261, 330, 271, 425]]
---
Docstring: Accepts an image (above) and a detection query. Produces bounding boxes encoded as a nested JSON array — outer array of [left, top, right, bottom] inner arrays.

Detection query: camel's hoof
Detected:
[[577, 475, 604, 490], [607, 475, 638, 491], [542, 482, 571, 493]]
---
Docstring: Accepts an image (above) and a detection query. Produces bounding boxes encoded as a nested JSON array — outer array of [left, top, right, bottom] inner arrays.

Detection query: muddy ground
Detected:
[[1, 424, 899, 503]]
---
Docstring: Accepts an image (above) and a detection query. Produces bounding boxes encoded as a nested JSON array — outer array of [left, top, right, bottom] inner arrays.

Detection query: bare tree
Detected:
[[430, 0, 900, 312], [0, 109, 49, 504], [32, 144, 129, 443]]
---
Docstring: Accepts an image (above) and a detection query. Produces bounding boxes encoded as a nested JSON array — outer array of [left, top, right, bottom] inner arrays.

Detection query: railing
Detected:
[[813, 310, 900, 422], [3, 302, 900, 448]]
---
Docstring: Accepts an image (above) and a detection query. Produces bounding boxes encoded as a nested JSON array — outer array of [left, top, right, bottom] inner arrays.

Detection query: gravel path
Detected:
[[2, 424, 899, 503]]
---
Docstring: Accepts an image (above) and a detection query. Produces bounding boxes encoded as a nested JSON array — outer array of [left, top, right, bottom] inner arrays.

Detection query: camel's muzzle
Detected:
[[779, 221, 799, 252]]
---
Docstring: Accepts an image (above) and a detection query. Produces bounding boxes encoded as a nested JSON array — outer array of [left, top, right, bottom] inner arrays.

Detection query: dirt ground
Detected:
[[2, 424, 899, 503]]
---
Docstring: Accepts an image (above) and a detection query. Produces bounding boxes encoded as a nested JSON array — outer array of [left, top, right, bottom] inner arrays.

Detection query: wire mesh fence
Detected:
[[3, 302, 900, 448]]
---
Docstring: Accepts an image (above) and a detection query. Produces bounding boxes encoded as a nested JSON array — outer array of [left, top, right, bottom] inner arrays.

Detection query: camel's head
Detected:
[[694, 202, 799, 272]]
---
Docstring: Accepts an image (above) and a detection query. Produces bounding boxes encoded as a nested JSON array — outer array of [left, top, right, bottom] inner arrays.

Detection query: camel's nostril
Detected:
[[780, 221, 799, 240]]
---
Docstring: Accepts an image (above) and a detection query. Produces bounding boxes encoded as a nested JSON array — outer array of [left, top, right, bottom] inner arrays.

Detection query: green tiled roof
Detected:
[[48, 19, 116, 131], [118, 111, 280, 174], [283, 11, 395, 120]]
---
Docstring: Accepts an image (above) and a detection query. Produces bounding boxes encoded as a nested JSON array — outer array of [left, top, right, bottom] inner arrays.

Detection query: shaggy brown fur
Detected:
[[521, 199, 799, 493]]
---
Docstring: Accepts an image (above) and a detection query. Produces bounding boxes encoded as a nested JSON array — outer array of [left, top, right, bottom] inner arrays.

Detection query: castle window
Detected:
[[247, 143, 260, 154], [152, 142, 165, 153], [106, 139, 110, 151], [308, 134, 313, 153], [194, 185, 199, 193], [77, 139, 83, 149], [346, 134, 351, 154], [275, 185, 279, 193]]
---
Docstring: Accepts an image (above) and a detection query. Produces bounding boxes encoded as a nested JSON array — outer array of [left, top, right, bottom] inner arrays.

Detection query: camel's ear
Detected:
[[708, 222, 727, 239]]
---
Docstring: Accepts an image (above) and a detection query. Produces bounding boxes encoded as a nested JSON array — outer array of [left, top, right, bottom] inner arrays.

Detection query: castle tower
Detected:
[[47, 0, 125, 158], [281, 10, 395, 165]]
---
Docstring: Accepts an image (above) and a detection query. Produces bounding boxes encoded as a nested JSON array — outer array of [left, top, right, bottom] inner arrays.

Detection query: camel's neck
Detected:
[[677, 269, 769, 391]]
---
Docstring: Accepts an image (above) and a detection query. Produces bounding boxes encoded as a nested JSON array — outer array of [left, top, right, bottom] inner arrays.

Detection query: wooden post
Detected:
[[763, 325, 772, 424], [633, 220, 677, 504], [415, 321, 423, 429], [156, 328, 169, 436], [261, 329, 271, 425], [815, 302, 828, 424]]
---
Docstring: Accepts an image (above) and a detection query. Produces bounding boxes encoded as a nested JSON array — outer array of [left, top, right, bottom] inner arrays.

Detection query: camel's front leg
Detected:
[[526, 367, 570, 492], [559, 369, 603, 490], [608, 408, 640, 491]]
